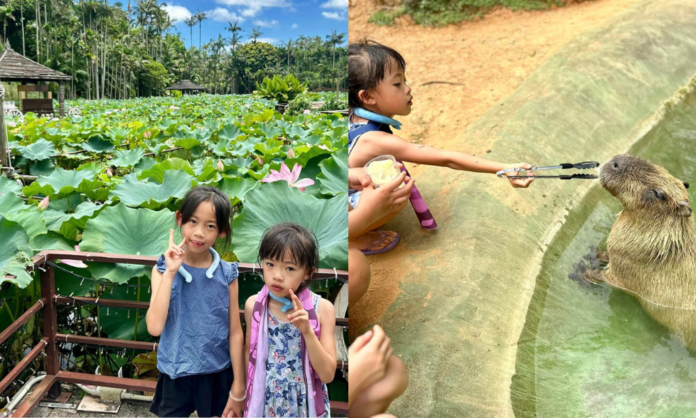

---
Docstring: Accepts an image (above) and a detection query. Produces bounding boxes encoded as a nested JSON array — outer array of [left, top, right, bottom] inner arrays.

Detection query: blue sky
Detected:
[[114, 0, 347, 48]]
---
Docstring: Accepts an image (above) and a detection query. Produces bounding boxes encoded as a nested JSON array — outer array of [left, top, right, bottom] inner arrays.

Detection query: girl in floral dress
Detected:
[[244, 223, 336, 417]]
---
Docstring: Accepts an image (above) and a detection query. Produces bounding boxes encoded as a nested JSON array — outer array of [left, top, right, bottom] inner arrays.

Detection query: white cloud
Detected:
[[291, 23, 298, 29], [162, 4, 192, 24], [207, 8, 245, 23], [321, 0, 347, 9], [322, 11, 345, 20], [254, 19, 279, 28], [214, 0, 291, 17]]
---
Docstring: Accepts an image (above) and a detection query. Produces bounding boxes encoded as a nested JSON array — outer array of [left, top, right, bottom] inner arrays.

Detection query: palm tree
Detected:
[[250, 26, 262, 44], [195, 10, 206, 51], [184, 16, 196, 49], [326, 30, 345, 95], [225, 19, 243, 93]]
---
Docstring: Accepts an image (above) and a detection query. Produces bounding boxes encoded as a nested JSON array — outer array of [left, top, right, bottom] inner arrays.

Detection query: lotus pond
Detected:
[[0, 94, 348, 403]]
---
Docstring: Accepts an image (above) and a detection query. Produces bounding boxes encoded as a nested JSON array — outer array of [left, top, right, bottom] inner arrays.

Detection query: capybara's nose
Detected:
[[607, 154, 634, 172]]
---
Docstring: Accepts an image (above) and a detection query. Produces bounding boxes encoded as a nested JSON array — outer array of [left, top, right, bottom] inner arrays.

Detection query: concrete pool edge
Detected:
[[371, 0, 696, 416]]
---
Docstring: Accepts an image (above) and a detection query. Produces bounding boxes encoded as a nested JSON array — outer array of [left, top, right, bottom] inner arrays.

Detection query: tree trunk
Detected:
[[20, 1, 25, 56], [35, 0, 40, 61]]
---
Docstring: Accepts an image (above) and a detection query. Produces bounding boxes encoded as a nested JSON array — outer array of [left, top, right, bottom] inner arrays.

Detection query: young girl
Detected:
[[147, 186, 246, 418], [244, 223, 337, 417], [348, 39, 534, 253]]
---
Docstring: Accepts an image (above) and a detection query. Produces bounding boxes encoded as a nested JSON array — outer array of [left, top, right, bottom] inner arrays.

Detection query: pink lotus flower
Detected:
[[169, 105, 179, 110], [217, 159, 224, 172], [37, 196, 49, 211], [7, 121, 16, 128], [261, 163, 314, 192], [256, 156, 264, 166], [303, 109, 311, 114], [61, 246, 88, 269], [144, 131, 152, 139], [287, 148, 295, 159]]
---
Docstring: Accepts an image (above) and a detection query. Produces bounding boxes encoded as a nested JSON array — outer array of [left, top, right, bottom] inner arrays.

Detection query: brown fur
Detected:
[[591, 154, 696, 349]]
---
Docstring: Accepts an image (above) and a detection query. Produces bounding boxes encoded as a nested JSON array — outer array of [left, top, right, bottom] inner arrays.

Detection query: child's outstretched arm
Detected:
[[288, 290, 337, 383], [350, 131, 534, 187], [222, 279, 246, 417], [146, 230, 186, 336]]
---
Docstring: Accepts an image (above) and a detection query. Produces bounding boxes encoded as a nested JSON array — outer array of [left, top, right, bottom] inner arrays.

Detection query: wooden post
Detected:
[[0, 83, 8, 170], [58, 83, 65, 117], [39, 265, 62, 398]]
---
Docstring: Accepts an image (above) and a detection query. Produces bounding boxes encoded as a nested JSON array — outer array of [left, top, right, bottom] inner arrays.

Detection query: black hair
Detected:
[[349, 39, 407, 111], [177, 186, 232, 249], [257, 223, 319, 292]]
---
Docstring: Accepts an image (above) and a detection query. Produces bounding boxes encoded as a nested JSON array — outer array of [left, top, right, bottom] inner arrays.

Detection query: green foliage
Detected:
[[367, 8, 406, 26], [255, 74, 308, 103], [139, 61, 171, 97], [287, 94, 315, 116], [377, 0, 569, 27], [319, 94, 348, 111]]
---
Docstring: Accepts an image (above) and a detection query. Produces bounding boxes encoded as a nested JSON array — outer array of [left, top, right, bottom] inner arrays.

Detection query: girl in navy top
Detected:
[[147, 186, 246, 417]]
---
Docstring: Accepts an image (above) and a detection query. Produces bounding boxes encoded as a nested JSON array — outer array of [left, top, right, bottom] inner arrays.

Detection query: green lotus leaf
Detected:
[[288, 125, 309, 139], [30, 232, 75, 252], [80, 203, 180, 283], [0, 216, 34, 288], [218, 177, 260, 206], [22, 168, 99, 197], [0, 193, 46, 239], [138, 158, 195, 183], [0, 176, 22, 195], [111, 149, 145, 168], [173, 137, 202, 150], [43, 201, 106, 238], [232, 182, 348, 269], [108, 127, 130, 140], [15, 139, 56, 161], [316, 149, 348, 196], [80, 135, 115, 153], [284, 145, 331, 168], [30, 159, 56, 176], [219, 124, 241, 141], [111, 169, 194, 209], [258, 124, 282, 139], [212, 137, 233, 157]]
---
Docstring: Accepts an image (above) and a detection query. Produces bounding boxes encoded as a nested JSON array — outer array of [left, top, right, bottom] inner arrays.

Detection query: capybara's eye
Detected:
[[684, 182, 690, 189], [613, 162, 619, 169]]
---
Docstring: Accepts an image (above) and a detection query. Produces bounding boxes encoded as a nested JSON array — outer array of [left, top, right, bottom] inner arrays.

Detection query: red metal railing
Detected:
[[0, 250, 349, 416]]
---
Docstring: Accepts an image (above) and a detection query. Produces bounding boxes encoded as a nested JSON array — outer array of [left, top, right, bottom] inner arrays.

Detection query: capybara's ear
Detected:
[[684, 181, 690, 190], [678, 201, 692, 217], [643, 188, 666, 202]]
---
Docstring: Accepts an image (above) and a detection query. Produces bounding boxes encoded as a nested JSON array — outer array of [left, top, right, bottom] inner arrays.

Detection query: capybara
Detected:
[[584, 154, 696, 349]]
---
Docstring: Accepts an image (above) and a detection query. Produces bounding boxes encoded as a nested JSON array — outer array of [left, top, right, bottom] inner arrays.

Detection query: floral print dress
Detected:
[[264, 293, 330, 417]]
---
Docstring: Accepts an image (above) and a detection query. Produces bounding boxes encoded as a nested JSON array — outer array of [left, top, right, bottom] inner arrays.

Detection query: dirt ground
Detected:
[[349, 0, 639, 333]]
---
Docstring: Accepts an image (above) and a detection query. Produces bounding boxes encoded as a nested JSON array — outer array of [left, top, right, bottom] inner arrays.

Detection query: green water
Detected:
[[512, 91, 696, 417]]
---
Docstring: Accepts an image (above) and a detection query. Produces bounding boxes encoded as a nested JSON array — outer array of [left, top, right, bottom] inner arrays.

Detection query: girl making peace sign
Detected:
[[146, 186, 246, 417], [244, 223, 337, 417]]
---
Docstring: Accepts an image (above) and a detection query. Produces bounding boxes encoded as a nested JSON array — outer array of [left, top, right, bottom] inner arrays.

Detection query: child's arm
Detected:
[[351, 130, 530, 175], [146, 230, 186, 337], [288, 290, 337, 383], [223, 279, 246, 417], [243, 295, 257, 376], [145, 266, 176, 337]]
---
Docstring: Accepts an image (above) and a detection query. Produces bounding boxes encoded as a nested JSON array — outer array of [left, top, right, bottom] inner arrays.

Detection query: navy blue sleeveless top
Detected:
[[154, 250, 239, 379]]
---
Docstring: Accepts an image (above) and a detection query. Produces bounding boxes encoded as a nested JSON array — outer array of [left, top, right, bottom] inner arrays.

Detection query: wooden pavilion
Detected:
[[166, 80, 207, 95], [0, 41, 71, 170]]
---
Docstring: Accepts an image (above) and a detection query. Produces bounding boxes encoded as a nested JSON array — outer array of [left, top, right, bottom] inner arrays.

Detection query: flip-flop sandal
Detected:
[[361, 230, 401, 256]]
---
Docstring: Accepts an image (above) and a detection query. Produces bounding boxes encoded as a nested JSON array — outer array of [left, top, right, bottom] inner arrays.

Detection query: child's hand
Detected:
[[502, 163, 535, 188], [359, 171, 414, 220], [349, 167, 372, 191], [287, 289, 312, 335], [348, 325, 393, 395], [164, 229, 187, 273], [222, 391, 244, 417]]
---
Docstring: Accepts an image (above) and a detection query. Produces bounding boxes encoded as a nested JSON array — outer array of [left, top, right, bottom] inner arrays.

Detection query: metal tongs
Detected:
[[496, 161, 600, 180]]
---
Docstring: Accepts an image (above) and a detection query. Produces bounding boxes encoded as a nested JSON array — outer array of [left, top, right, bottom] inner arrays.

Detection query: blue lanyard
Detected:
[[353, 107, 402, 130], [268, 291, 294, 312]]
